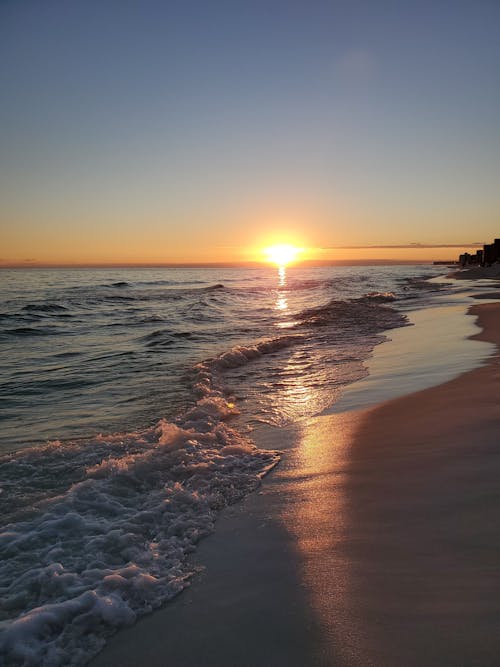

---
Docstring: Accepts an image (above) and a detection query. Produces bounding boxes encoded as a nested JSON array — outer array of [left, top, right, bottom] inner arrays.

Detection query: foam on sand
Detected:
[[0, 396, 279, 666]]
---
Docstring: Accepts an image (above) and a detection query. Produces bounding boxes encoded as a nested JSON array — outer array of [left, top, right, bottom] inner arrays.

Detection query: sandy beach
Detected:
[[93, 301, 500, 667], [448, 265, 500, 280]]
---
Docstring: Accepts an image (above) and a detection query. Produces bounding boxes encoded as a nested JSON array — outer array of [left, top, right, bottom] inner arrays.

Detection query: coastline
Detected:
[[447, 265, 500, 280], [92, 301, 500, 666]]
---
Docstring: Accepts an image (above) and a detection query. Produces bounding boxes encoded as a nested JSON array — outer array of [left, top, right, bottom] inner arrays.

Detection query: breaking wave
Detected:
[[294, 296, 407, 331], [0, 401, 278, 666]]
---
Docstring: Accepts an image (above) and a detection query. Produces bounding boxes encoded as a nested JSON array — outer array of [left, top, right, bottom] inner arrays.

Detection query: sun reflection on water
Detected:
[[277, 295, 288, 311], [275, 265, 290, 315], [278, 265, 286, 287]]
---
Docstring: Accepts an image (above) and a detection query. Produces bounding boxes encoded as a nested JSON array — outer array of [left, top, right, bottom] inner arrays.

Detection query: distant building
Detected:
[[459, 251, 480, 267], [458, 239, 500, 267], [481, 239, 500, 266], [459, 252, 471, 267]]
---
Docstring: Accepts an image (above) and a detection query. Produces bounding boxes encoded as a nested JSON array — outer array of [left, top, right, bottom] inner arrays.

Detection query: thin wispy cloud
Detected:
[[324, 243, 484, 250]]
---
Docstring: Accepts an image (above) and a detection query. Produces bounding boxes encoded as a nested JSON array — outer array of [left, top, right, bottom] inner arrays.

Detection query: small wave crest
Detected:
[[102, 294, 137, 302], [402, 276, 446, 292], [4, 326, 58, 337], [139, 329, 194, 348], [22, 304, 68, 313], [191, 334, 302, 398], [294, 297, 407, 332], [123, 279, 207, 287], [0, 363, 279, 667], [358, 291, 396, 303]]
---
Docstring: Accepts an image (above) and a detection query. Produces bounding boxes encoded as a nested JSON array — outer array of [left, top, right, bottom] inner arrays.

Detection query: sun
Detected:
[[263, 244, 302, 267]]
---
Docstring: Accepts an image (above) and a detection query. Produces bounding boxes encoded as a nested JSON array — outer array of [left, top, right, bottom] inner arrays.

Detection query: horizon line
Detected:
[[0, 258, 455, 269]]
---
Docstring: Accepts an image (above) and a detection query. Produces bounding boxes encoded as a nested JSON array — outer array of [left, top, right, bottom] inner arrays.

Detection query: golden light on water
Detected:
[[263, 244, 302, 267], [278, 265, 286, 286], [276, 294, 288, 311], [276, 264, 288, 312]]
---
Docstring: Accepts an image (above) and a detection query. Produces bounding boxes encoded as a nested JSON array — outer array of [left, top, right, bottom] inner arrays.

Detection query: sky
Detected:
[[1, 0, 499, 265]]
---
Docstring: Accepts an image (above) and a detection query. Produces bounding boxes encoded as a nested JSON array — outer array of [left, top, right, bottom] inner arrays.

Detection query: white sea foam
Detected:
[[191, 334, 302, 397], [0, 395, 279, 666]]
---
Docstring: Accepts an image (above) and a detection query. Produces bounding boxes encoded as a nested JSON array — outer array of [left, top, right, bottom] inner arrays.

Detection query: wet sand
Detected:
[[288, 302, 500, 665], [93, 302, 500, 666], [448, 265, 500, 279]]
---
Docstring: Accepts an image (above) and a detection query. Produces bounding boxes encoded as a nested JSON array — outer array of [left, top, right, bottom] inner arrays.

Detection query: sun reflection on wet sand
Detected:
[[280, 371, 500, 666], [280, 411, 373, 666]]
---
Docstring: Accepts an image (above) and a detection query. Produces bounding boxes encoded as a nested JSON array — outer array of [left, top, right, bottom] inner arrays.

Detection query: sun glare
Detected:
[[264, 244, 301, 267]]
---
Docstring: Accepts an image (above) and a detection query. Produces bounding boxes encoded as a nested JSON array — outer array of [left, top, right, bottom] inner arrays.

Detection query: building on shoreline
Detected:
[[459, 239, 499, 267], [483, 239, 500, 266]]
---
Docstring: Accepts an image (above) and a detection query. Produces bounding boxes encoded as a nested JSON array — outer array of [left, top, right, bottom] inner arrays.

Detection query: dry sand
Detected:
[[93, 302, 500, 667]]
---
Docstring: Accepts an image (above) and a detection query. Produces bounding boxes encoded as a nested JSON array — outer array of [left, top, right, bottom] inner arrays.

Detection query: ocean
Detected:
[[0, 264, 470, 665]]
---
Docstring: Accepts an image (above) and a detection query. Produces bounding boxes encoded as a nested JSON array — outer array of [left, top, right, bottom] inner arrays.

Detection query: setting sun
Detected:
[[263, 244, 302, 266]]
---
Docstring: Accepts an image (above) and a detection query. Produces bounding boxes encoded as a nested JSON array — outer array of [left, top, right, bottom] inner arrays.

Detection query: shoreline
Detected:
[[285, 301, 500, 665], [329, 299, 494, 413], [93, 301, 500, 666], [447, 264, 500, 280]]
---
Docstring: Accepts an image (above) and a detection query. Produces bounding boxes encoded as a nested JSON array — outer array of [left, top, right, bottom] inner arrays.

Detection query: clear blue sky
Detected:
[[1, 0, 499, 263]]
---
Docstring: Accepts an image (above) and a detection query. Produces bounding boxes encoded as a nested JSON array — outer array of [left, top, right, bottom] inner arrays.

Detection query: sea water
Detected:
[[0, 264, 482, 665]]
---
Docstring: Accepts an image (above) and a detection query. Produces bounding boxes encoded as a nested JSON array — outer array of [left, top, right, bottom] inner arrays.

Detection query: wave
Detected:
[[102, 295, 137, 302], [0, 308, 293, 665], [0, 400, 278, 667], [133, 279, 206, 287], [294, 297, 407, 332], [358, 291, 396, 303], [401, 276, 445, 292], [22, 303, 68, 313], [104, 315, 174, 329], [191, 334, 302, 399], [140, 330, 194, 349], [3, 326, 58, 337], [233, 280, 326, 294], [184, 298, 407, 411], [102, 280, 218, 289], [286, 278, 329, 290], [53, 351, 82, 359], [140, 330, 176, 348]]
